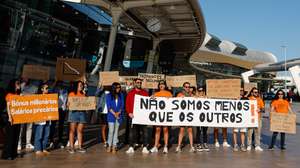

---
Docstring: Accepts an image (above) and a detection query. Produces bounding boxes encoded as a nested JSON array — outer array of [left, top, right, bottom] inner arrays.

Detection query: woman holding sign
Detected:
[[195, 87, 210, 152], [105, 82, 124, 153], [34, 82, 51, 156], [1, 79, 21, 160], [176, 82, 195, 153], [67, 81, 87, 154], [268, 90, 295, 150], [149, 80, 172, 154]]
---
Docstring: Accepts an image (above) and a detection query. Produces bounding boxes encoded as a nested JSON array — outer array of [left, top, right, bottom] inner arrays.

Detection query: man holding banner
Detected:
[[247, 87, 264, 151], [176, 82, 195, 153], [125, 78, 149, 154]]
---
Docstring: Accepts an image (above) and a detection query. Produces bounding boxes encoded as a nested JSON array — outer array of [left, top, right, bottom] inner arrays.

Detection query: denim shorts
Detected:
[[68, 111, 87, 123]]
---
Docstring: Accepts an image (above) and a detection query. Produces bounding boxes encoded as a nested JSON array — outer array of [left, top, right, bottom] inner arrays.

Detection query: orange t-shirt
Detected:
[[154, 90, 172, 98], [271, 99, 290, 113], [249, 96, 264, 110], [68, 92, 85, 97]]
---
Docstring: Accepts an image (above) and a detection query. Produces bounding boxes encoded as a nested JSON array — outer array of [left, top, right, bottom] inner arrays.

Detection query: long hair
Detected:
[[273, 89, 286, 100], [247, 87, 258, 97], [37, 82, 48, 94], [71, 80, 84, 95], [111, 82, 121, 100], [6, 79, 21, 95], [157, 80, 168, 91]]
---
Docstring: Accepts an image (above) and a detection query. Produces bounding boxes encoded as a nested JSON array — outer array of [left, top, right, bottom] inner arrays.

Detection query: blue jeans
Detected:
[[107, 122, 120, 147], [34, 123, 50, 151]]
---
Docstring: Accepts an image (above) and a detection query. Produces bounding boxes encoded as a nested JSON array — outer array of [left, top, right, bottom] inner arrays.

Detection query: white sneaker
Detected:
[[49, 142, 54, 149], [74, 140, 79, 147], [223, 141, 230, 148], [126, 147, 134, 154], [66, 141, 70, 147], [142, 147, 149, 154], [17, 145, 22, 151], [215, 141, 220, 148], [255, 146, 263, 151], [26, 144, 34, 149], [175, 146, 182, 153], [247, 145, 252, 151], [189, 147, 196, 153], [163, 146, 168, 154], [150, 147, 158, 153]]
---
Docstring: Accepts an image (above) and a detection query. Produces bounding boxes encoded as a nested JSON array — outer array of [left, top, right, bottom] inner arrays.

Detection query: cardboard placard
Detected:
[[7, 94, 59, 124], [22, 65, 50, 81], [166, 75, 197, 87], [99, 71, 120, 86], [244, 83, 257, 94], [56, 58, 86, 81], [68, 96, 96, 111], [206, 79, 241, 99], [138, 73, 165, 89], [119, 76, 137, 87], [270, 112, 296, 134]]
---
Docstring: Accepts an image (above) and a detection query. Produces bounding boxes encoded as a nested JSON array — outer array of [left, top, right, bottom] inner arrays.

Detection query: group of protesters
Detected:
[[0, 77, 295, 160]]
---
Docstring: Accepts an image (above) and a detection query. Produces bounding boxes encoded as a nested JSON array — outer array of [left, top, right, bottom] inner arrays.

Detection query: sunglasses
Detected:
[[253, 91, 258, 93], [136, 81, 142, 84], [278, 93, 284, 95], [184, 86, 190, 88]]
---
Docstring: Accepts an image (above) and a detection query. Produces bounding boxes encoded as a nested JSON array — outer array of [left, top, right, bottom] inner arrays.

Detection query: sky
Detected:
[[199, 0, 300, 62]]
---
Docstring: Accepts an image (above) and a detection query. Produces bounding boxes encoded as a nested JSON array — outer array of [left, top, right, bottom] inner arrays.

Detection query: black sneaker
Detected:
[[268, 146, 274, 150], [203, 143, 210, 152], [280, 147, 286, 151]]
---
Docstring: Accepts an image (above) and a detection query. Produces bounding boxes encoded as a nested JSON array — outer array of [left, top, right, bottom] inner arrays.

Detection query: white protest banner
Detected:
[[133, 95, 258, 127], [138, 73, 165, 89], [68, 97, 96, 111]]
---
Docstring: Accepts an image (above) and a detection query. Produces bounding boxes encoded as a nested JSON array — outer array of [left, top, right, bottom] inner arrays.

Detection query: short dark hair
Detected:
[[183, 82, 190, 87], [133, 78, 142, 82]]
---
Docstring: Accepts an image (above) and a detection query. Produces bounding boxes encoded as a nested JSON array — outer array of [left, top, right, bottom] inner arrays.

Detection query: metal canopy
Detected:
[[77, 0, 206, 55]]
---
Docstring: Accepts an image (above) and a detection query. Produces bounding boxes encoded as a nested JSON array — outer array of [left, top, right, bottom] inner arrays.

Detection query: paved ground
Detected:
[[0, 102, 299, 168]]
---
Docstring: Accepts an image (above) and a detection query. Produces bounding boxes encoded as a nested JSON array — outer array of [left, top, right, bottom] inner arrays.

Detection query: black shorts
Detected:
[[99, 114, 107, 125]]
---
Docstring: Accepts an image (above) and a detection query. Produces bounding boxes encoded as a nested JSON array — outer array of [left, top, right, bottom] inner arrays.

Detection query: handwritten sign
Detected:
[[56, 58, 86, 81], [8, 94, 59, 124], [22, 65, 50, 81], [68, 96, 96, 111], [244, 83, 257, 94], [99, 71, 120, 86], [138, 73, 165, 89], [119, 76, 137, 88], [166, 75, 197, 87], [206, 79, 241, 99], [270, 112, 296, 134]]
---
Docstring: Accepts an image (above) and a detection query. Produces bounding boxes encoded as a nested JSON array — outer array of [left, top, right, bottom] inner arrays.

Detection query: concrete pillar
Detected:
[[104, 7, 122, 71], [146, 39, 160, 73]]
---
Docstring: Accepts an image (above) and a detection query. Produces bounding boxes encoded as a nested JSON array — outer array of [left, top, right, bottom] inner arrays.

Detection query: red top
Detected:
[[125, 88, 148, 115]]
